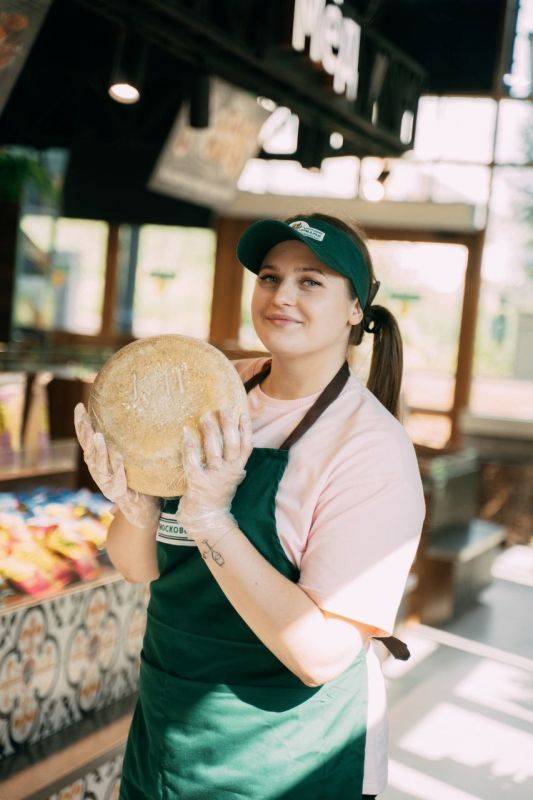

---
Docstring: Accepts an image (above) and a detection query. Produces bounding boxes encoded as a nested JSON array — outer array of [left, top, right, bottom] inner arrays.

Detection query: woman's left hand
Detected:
[[177, 408, 253, 539]]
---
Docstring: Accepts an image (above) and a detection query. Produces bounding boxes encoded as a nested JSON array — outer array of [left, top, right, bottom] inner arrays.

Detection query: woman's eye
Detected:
[[258, 275, 321, 287]]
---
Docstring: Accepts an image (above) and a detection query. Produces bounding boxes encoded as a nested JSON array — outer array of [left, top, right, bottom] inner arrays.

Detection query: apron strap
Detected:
[[373, 635, 411, 660], [243, 362, 272, 394], [244, 360, 412, 662], [244, 359, 351, 451]]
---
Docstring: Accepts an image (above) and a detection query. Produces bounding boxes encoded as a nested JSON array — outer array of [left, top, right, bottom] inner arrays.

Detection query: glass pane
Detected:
[[412, 96, 440, 160], [404, 412, 452, 450], [472, 167, 533, 419], [504, 0, 533, 98], [358, 157, 491, 205], [52, 218, 108, 335], [115, 225, 138, 335], [363, 240, 469, 413], [430, 163, 491, 205], [359, 157, 431, 202], [239, 268, 269, 352], [238, 157, 359, 197], [495, 100, 533, 164], [132, 226, 215, 339], [13, 214, 56, 332], [413, 96, 497, 164]]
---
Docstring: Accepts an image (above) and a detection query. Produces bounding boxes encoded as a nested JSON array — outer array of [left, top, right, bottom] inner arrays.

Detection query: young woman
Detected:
[[74, 212, 426, 799]]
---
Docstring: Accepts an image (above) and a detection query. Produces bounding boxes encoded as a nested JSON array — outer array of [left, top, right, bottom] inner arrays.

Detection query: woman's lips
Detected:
[[266, 317, 302, 326]]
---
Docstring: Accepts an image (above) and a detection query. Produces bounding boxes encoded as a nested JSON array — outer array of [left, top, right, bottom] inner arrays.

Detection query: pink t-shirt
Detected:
[[232, 356, 426, 794]]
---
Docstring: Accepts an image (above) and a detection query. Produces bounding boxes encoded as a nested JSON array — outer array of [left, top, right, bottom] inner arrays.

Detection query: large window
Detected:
[[471, 166, 533, 419], [52, 218, 109, 335], [14, 216, 109, 336], [132, 226, 216, 339], [364, 240, 468, 413], [14, 213, 56, 332], [237, 85, 533, 430]]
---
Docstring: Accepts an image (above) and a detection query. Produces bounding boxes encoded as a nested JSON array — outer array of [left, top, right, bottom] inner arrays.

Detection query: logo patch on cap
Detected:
[[289, 220, 325, 242]]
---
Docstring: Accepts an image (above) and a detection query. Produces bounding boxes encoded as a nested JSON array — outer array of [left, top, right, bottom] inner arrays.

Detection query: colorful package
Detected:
[[21, 371, 52, 454], [0, 373, 26, 462], [45, 524, 99, 581], [0, 554, 53, 595], [10, 540, 73, 588]]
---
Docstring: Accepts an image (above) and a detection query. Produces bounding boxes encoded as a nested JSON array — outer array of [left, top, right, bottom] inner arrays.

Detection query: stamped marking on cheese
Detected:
[[176, 364, 185, 395]]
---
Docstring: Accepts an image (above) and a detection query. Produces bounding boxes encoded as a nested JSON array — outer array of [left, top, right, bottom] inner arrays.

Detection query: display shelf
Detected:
[[0, 342, 111, 374], [0, 564, 123, 616], [0, 439, 79, 483]]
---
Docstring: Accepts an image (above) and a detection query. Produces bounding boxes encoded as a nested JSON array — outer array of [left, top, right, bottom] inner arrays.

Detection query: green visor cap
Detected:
[[236, 217, 371, 308]]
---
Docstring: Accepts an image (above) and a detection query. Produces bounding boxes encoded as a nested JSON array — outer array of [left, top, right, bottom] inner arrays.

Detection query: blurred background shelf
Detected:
[[0, 438, 80, 491]]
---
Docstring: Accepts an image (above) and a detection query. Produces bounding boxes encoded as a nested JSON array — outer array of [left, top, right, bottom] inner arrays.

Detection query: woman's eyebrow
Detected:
[[258, 264, 327, 276]]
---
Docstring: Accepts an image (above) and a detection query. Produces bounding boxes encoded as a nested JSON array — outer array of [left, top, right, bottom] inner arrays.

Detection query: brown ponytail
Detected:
[[284, 212, 404, 420]]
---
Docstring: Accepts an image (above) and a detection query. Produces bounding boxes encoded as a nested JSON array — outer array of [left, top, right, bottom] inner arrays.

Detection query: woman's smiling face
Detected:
[[251, 240, 362, 357]]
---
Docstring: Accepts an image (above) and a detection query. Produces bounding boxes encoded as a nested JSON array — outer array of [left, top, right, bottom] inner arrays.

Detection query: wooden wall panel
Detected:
[[451, 231, 485, 444], [209, 217, 252, 348]]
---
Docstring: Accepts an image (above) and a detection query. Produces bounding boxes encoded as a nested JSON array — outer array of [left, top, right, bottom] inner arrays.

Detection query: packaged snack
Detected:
[[0, 555, 53, 595], [0, 511, 28, 537], [26, 516, 60, 540], [21, 371, 52, 454], [11, 540, 73, 588], [0, 494, 19, 512], [0, 373, 26, 462], [38, 502, 73, 520], [45, 524, 99, 581], [73, 517, 107, 550]]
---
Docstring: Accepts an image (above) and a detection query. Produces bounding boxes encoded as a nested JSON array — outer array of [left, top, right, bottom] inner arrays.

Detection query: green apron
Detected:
[[120, 359, 408, 799]]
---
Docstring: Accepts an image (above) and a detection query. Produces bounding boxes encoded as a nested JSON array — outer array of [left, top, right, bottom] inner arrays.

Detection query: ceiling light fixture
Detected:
[[108, 29, 147, 105]]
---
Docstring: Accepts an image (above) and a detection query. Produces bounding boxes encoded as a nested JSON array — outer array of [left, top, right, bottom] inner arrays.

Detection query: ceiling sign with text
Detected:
[[148, 77, 271, 208], [84, 0, 427, 157]]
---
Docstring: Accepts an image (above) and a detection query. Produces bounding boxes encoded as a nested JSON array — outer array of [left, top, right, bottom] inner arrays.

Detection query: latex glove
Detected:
[[177, 408, 253, 540], [73, 403, 160, 529]]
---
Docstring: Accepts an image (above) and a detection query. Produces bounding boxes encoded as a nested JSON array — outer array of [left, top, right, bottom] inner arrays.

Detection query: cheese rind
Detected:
[[88, 335, 249, 498]]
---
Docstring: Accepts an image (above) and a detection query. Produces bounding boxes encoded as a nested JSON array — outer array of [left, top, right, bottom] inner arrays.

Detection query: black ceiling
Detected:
[[350, 0, 512, 96], [0, 0, 514, 224]]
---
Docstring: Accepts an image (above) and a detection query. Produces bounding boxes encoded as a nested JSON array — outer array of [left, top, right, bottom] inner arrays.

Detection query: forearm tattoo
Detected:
[[200, 539, 225, 566], [199, 525, 236, 566]]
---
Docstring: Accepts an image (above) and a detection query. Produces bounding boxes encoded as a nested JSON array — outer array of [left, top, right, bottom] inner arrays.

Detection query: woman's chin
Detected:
[[260, 338, 307, 357], [253, 322, 307, 355]]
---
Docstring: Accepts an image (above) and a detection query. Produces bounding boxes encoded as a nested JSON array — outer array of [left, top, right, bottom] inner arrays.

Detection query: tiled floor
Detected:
[[381, 549, 533, 800]]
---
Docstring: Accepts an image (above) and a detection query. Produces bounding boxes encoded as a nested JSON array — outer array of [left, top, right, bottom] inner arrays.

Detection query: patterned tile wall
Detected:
[[0, 580, 148, 757], [46, 750, 124, 800]]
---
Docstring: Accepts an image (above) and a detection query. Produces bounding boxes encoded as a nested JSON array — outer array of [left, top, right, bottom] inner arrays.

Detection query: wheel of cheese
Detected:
[[87, 335, 249, 498]]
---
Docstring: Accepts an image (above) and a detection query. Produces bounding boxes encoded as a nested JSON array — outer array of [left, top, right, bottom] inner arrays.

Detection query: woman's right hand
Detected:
[[74, 403, 161, 530]]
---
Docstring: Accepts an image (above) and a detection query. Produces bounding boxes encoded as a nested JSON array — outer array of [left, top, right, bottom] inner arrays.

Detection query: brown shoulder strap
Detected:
[[244, 359, 350, 451], [373, 635, 411, 661], [279, 361, 350, 450], [243, 360, 272, 394]]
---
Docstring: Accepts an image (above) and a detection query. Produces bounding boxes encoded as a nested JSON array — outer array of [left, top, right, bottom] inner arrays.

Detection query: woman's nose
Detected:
[[271, 281, 298, 303]]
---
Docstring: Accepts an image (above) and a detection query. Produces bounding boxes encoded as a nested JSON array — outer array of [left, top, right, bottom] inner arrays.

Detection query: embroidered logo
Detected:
[[289, 220, 325, 241], [156, 510, 196, 546]]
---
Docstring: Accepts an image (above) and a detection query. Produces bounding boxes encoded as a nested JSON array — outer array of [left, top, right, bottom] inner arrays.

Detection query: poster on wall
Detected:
[[148, 77, 271, 209], [0, 1, 53, 117]]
